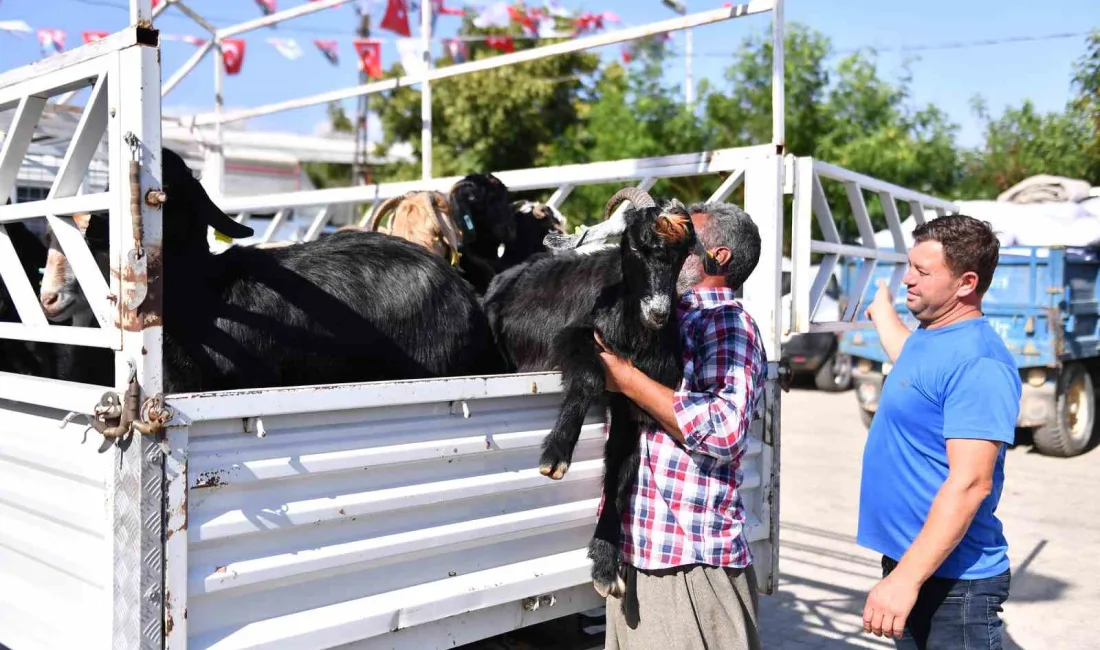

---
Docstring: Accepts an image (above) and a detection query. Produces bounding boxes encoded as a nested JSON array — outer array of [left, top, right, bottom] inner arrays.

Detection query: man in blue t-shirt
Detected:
[[858, 214, 1021, 649]]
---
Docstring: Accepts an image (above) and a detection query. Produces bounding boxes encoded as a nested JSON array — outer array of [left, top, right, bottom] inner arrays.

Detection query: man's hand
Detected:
[[863, 571, 920, 640], [594, 331, 633, 393], [865, 279, 895, 323]]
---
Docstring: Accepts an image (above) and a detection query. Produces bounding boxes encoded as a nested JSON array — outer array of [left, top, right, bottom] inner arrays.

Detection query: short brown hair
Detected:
[[912, 214, 1000, 295]]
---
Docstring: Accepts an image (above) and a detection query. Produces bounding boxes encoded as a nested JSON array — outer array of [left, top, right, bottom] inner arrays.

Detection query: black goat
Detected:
[[0, 219, 58, 378], [38, 212, 115, 385], [481, 187, 699, 598], [448, 173, 515, 289], [498, 200, 567, 270], [41, 147, 505, 394]]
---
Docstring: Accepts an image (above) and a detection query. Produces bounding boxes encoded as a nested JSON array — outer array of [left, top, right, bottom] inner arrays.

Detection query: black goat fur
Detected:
[[56, 148, 505, 394], [481, 193, 697, 597]]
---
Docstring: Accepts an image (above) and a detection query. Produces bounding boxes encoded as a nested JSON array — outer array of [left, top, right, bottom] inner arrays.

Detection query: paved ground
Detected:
[[468, 382, 1100, 650]]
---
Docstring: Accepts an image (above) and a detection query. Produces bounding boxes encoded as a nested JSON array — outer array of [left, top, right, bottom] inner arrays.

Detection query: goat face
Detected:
[[449, 173, 516, 247], [39, 212, 108, 322], [161, 147, 254, 254], [603, 189, 696, 331]]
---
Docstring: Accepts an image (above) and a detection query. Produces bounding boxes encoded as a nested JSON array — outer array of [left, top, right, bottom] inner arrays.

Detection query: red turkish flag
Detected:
[[83, 31, 109, 44], [380, 0, 410, 37], [486, 35, 515, 53], [354, 39, 382, 79], [255, 0, 276, 15], [222, 38, 246, 75]]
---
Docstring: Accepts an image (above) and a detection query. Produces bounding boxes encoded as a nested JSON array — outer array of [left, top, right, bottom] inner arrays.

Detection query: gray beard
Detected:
[[677, 258, 703, 295]]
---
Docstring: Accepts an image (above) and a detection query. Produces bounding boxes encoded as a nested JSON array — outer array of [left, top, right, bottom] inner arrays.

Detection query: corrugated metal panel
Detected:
[[168, 374, 771, 650], [0, 398, 113, 650]]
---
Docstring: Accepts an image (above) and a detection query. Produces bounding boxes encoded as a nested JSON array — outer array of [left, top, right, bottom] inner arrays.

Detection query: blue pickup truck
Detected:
[[838, 245, 1100, 457]]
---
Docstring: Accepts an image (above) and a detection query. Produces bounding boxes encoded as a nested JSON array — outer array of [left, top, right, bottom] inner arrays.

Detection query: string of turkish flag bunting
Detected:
[[0, 0, 669, 77]]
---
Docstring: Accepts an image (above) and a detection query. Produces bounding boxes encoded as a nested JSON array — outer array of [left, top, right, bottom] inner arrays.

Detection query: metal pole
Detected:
[[685, 26, 694, 108], [771, 0, 784, 151], [421, 0, 433, 180], [212, 39, 225, 196]]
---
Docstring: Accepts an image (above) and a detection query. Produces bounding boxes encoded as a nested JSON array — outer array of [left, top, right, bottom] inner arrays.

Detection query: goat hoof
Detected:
[[538, 447, 571, 480], [538, 460, 570, 480], [588, 538, 623, 598]]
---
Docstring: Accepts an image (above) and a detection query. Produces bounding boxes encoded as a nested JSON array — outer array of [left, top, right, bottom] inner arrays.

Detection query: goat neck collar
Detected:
[[679, 286, 739, 310]]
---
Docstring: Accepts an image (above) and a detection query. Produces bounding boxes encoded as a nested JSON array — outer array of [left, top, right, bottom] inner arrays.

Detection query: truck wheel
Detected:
[[1033, 362, 1097, 457], [814, 350, 853, 392]]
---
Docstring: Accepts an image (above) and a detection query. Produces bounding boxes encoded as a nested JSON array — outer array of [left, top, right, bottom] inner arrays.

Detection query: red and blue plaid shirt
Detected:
[[619, 287, 767, 570]]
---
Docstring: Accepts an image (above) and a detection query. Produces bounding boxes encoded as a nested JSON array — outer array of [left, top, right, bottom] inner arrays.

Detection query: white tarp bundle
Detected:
[[870, 193, 1100, 249]]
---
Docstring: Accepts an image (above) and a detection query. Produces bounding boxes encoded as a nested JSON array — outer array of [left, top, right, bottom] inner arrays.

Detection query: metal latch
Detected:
[[63, 363, 173, 450]]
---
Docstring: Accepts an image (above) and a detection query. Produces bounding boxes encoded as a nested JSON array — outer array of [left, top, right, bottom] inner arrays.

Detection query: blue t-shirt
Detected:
[[857, 316, 1021, 580]]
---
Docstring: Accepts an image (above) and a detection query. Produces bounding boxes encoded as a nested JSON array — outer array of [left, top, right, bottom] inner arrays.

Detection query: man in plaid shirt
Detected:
[[595, 201, 767, 650]]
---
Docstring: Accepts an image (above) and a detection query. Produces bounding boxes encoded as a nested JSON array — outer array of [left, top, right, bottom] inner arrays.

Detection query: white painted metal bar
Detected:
[[706, 168, 745, 203], [109, 14, 166, 647], [0, 29, 137, 95], [169, 373, 564, 420], [171, 0, 218, 35], [303, 207, 331, 241], [544, 184, 575, 210], [0, 193, 112, 223], [164, 425, 189, 650], [789, 157, 814, 333], [217, 146, 770, 214], [878, 190, 909, 297], [44, 72, 114, 330], [0, 226, 48, 325], [162, 39, 214, 97], [813, 160, 958, 210], [809, 168, 841, 243], [211, 40, 225, 197], [186, 3, 776, 127], [421, 0, 433, 180], [809, 240, 907, 262], [0, 370, 115, 412], [152, 0, 169, 19], [771, 0, 784, 150], [0, 96, 47, 197], [259, 208, 289, 244], [217, 0, 357, 39], [0, 321, 118, 346], [908, 200, 929, 226]]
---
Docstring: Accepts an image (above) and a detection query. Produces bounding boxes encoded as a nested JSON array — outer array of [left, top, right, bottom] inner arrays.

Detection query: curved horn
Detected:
[[603, 187, 656, 218], [366, 195, 406, 232]]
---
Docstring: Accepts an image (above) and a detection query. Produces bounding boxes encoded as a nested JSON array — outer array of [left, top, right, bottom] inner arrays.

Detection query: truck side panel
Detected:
[[165, 375, 772, 650], [0, 398, 113, 650]]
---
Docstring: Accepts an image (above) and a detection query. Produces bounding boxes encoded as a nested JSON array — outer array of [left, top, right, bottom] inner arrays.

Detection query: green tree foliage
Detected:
[[370, 9, 600, 181], [339, 11, 1097, 243], [960, 30, 1100, 197]]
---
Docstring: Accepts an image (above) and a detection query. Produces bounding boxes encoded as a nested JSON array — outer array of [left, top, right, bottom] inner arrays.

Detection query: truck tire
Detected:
[[814, 350, 853, 392], [1033, 362, 1097, 457]]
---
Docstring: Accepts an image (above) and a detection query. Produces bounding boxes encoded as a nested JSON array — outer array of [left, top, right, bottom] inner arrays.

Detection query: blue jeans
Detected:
[[882, 555, 1011, 650]]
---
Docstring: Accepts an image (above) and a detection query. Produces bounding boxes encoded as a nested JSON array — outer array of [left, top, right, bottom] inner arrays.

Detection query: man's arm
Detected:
[[596, 309, 763, 462], [863, 357, 1020, 639], [866, 280, 912, 363]]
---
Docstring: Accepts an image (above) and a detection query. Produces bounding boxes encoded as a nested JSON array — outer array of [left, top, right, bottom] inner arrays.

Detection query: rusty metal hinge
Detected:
[[62, 363, 174, 450]]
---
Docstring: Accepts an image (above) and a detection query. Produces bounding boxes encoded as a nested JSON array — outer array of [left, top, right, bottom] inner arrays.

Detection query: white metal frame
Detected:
[[0, 2, 166, 649], [151, 0, 778, 185], [789, 157, 959, 334]]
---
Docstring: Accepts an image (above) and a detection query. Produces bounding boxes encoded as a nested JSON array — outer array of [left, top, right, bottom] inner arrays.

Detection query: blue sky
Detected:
[[1, 0, 1096, 150]]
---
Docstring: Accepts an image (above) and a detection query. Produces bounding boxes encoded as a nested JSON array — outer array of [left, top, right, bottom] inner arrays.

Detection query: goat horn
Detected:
[[603, 187, 656, 218], [366, 195, 406, 232]]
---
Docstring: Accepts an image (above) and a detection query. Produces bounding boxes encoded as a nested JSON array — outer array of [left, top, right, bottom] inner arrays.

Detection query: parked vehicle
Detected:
[[839, 245, 1100, 457], [781, 258, 853, 392]]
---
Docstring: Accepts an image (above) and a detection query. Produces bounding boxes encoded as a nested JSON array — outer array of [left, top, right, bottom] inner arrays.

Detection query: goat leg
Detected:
[[588, 396, 635, 599], [540, 325, 604, 480]]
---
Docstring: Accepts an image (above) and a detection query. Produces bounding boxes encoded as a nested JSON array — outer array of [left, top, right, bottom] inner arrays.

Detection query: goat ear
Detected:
[[186, 173, 254, 239]]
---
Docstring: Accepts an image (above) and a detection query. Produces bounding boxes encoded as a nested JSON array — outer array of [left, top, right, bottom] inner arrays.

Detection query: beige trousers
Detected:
[[604, 563, 762, 650]]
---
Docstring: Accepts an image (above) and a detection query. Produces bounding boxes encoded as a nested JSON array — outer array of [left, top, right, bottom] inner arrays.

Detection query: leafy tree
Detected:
[[959, 30, 1100, 197], [370, 7, 601, 181]]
